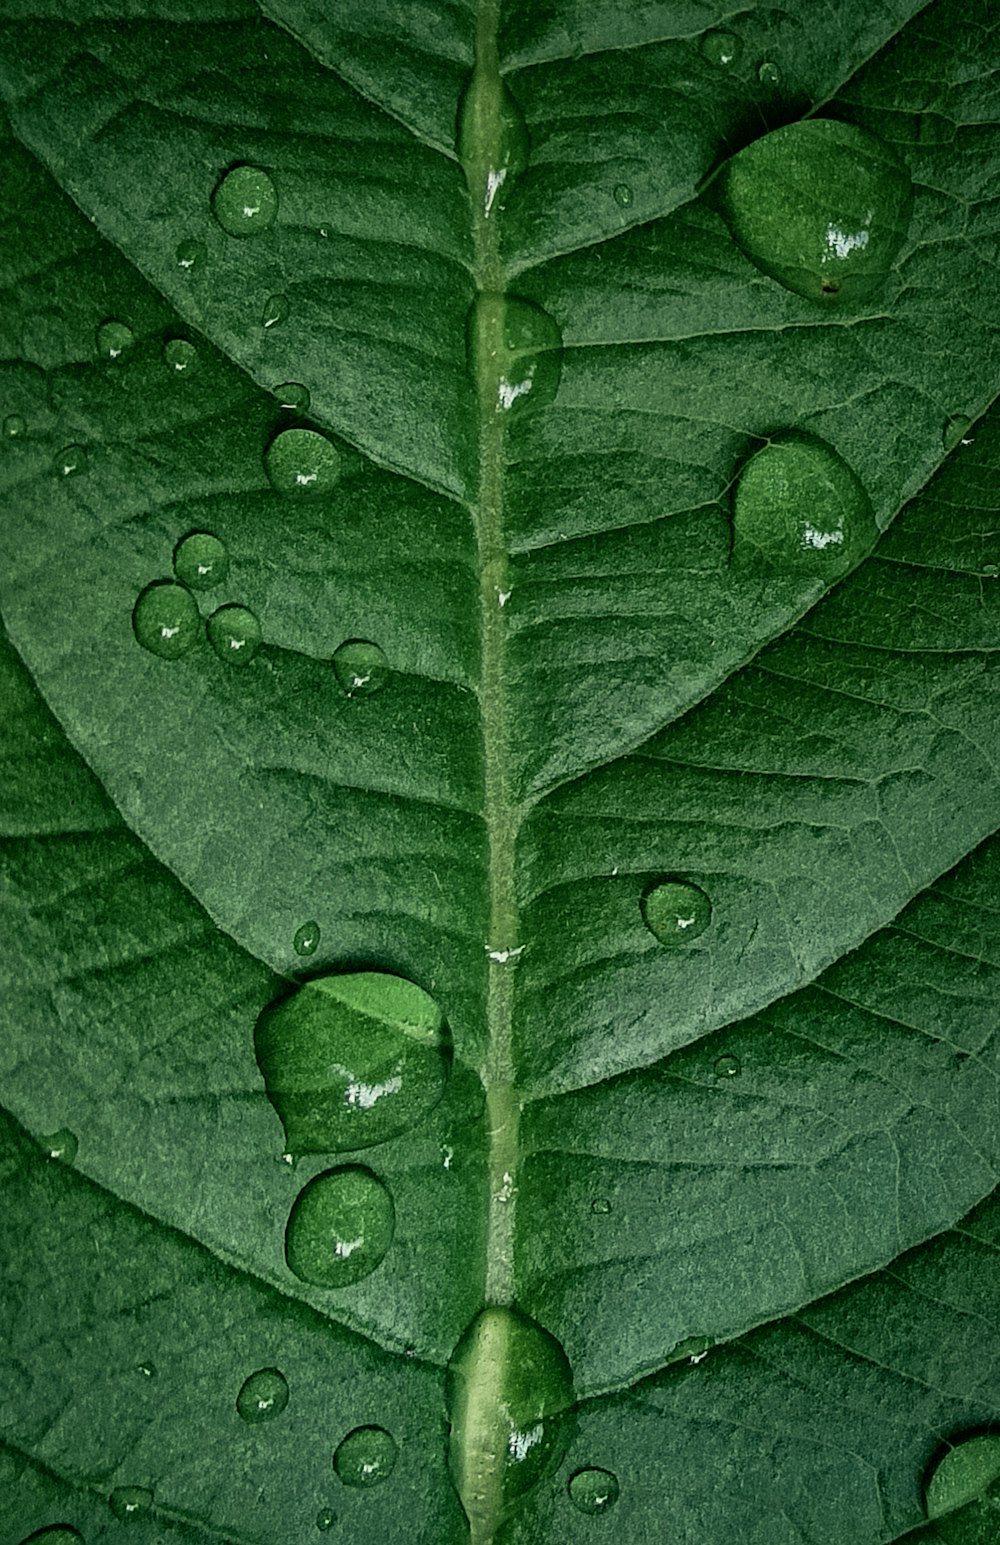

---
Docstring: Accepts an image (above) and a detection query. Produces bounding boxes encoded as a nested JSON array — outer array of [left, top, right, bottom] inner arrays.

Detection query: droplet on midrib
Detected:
[[466, 293, 563, 418]]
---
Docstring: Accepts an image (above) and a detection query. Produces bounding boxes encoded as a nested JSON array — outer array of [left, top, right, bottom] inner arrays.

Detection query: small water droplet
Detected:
[[137, 1362, 157, 1379], [285, 1166, 394, 1287], [757, 59, 781, 85], [173, 531, 229, 591], [235, 1367, 289, 1423], [262, 293, 289, 329], [333, 1426, 398, 1489], [207, 604, 261, 665], [467, 293, 563, 416], [641, 878, 712, 945], [176, 239, 207, 271], [293, 920, 321, 957], [924, 1433, 1000, 1519], [714, 1054, 741, 1079], [276, 381, 311, 411], [108, 1487, 153, 1522], [19, 1529, 83, 1544], [331, 640, 390, 698], [568, 1467, 620, 1515], [731, 431, 877, 579], [132, 581, 201, 660], [264, 427, 341, 495], [40, 1128, 78, 1163], [55, 444, 87, 478], [163, 337, 199, 376], [3, 414, 26, 438], [457, 66, 529, 210], [212, 164, 278, 237], [591, 1197, 612, 1215], [613, 182, 634, 208], [943, 414, 973, 451], [983, 563, 998, 578], [254, 971, 450, 1156], [96, 319, 135, 361], [315, 1508, 336, 1531], [701, 30, 741, 67]]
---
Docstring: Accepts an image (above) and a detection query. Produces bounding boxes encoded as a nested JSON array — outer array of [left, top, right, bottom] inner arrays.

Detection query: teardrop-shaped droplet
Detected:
[[757, 59, 781, 86], [96, 319, 135, 361], [212, 164, 278, 237], [457, 66, 529, 214], [731, 431, 877, 579], [262, 293, 289, 329], [285, 1166, 394, 1287], [924, 1433, 1000, 1519], [467, 293, 563, 417], [19, 1529, 83, 1544], [293, 920, 321, 957], [447, 1307, 575, 1535], [264, 427, 341, 495], [333, 1426, 398, 1488], [108, 1487, 153, 1522], [3, 414, 26, 438], [714, 1053, 741, 1080], [701, 30, 741, 67], [331, 640, 390, 698], [173, 531, 229, 591], [943, 414, 973, 451], [175, 238, 206, 272], [641, 878, 712, 945], [40, 1128, 78, 1163], [717, 119, 912, 302], [207, 604, 261, 665], [132, 582, 201, 660], [568, 1467, 619, 1515], [235, 1367, 289, 1423], [254, 971, 450, 1156], [163, 337, 199, 376], [276, 381, 311, 412], [55, 444, 88, 477]]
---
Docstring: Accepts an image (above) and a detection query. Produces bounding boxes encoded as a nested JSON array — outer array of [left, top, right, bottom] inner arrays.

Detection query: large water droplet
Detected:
[[132, 582, 201, 660], [333, 1426, 398, 1488], [175, 239, 206, 272], [285, 1166, 394, 1287], [293, 920, 321, 957], [207, 604, 261, 665], [447, 1307, 575, 1535], [55, 445, 87, 478], [19, 1529, 83, 1544], [943, 414, 973, 451], [701, 30, 741, 67], [924, 1433, 1000, 1519], [96, 319, 135, 361], [212, 164, 278, 237], [40, 1128, 78, 1162], [173, 531, 229, 591], [275, 381, 311, 412], [108, 1487, 152, 1522], [331, 640, 390, 698], [457, 67, 529, 213], [3, 414, 26, 438], [717, 119, 912, 302], [642, 878, 712, 945], [235, 1367, 289, 1423], [731, 431, 877, 579], [163, 337, 199, 376], [254, 971, 450, 1156], [264, 427, 341, 495], [568, 1467, 619, 1515], [262, 293, 289, 329], [467, 294, 563, 417]]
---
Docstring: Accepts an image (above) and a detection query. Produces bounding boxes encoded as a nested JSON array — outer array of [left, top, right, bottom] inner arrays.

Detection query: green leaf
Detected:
[[1, 2, 1000, 1542]]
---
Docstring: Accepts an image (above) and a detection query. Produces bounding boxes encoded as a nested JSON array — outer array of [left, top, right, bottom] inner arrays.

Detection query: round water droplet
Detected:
[[3, 414, 26, 438], [613, 182, 634, 208], [96, 319, 135, 361], [293, 920, 321, 957], [262, 293, 289, 329], [163, 338, 199, 376], [568, 1467, 619, 1515], [315, 1508, 336, 1531], [591, 1197, 612, 1215], [447, 1308, 575, 1536], [264, 428, 341, 495], [467, 293, 563, 417], [40, 1128, 78, 1162], [132, 582, 201, 660], [254, 971, 450, 1156], [55, 444, 87, 478], [108, 1487, 153, 1522], [984, 563, 998, 578], [137, 1362, 157, 1379], [717, 119, 912, 303], [331, 640, 390, 698], [457, 66, 529, 206], [641, 878, 712, 945], [701, 30, 741, 67], [207, 604, 262, 665], [173, 531, 229, 592], [943, 414, 973, 451], [212, 164, 278, 238], [333, 1426, 397, 1489], [285, 1166, 394, 1288], [757, 59, 781, 85], [925, 1433, 1000, 1519], [276, 381, 311, 412], [235, 1367, 289, 1423], [714, 1053, 741, 1079], [19, 1529, 83, 1544], [175, 239, 206, 272], [731, 431, 877, 579]]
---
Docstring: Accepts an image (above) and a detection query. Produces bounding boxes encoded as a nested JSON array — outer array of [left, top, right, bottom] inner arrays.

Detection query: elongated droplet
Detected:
[[331, 639, 390, 698], [262, 293, 289, 329], [265, 427, 341, 495], [3, 414, 26, 438], [236, 1367, 289, 1423], [176, 239, 206, 271], [19, 1530, 83, 1544], [568, 1467, 619, 1514], [293, 920, 320, 957], [731, 431, 877, 579], [333, 1426, 397, 1488], [701, 30, 741, 67], [55, 444, 87, 477], [457, 66, 529, 213], [467, 293, 563, 417], [108, 1487, 152, 1522], [285, 1166, 394, 1287], [163, 338, 199, 375], [925, 1433, 1000, 1519], [173, 531, 228, 591], [96, 319, 135, 360], [40, 1128, 78, 1162], [254, 971, 450, 1156], [207, 604, 261, 665], [943, 414, 973, 451], [717, 119, 912, 302], [213, 165, 278, 237], [132, 582, 201, 660], [642, 878, 712, 944], [447, 1307, 575, 1535], [276, 381, 311, 412]]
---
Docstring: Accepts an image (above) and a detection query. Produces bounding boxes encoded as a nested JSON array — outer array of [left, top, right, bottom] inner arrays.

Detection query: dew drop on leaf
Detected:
[[108, 1487, 153, 1522], [924, 1433, 1000, 1519], [613, 182, 634, 208], [700, 30, 741, 67], [285, 1167, 394, 1287], [264, 427, 341, 495], [3, 414, 26, 438], [333, 1425, 398, 1488], [173, 531, 229, 591], [19, 1529, 83, 1544], [293, 920, 320, 957], [137, 1362, 157, 1379], [55, 444, 87, 477], [331, 639, 390, 698], [132, 582, 201, 660], [212, 164, 278, 237], [163, 337, 199, 376], [262, 293, 289, 329], [568, 1467, 620, 1514], [315, 1508, 336, 1531], [254, 971, 450, 1155], [175, 238, 206, 271], [731, 431, 877, 579], [641, 878, 712, 945], [943, 414, 973, 451], [714, 1054, 741, 1080], [757, 59, 781, 85], [467, 293, 563, 416], [235, 1366, 289, 1423], [95, 319, 134, 361], [207, 604, 262, 665], [40, 1128, 77, 1162], [275, 381, 311, 412], [591, 1197, 612, 1215]]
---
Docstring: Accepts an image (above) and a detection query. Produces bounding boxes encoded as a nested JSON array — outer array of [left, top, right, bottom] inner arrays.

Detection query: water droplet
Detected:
[[701, 30, 741, 67], [96, 319, 135, 361], [333, 1426, 398, 1489], [235, 1367, 289, 1423], [163, 337, 199, 376], [108, 1487, 153, 1522], [467, 293, 563, 416], [175, 238, 206, 272], [286, 1166, 394, 1288], [255, 971, 450, 1156], [984, 563, 998, 578], [613, 182, 634, 208], [717, 119, 912, 303], [714, 1054, 741, 1079], [137, 1362, 157, 1379], [212, 164, 278, 238], [924, 1433, 1000, 1519], [262, 293, 289, 329], [331, 640, 390, 698], [55, 444, 87, 478], [457, 66, 529, 212], [3, 414, 26, 438], [757, 59, 781, 85], [591, 1198, 612, 1215], [293, 920, 321, 957], [568, 1467, 619, 1515], [943, 414, 973, 451], [315, 1508, 336, 1531], [641, 878, 712, 945], [207, 604, 261, 666], [173, 531, 229, 592], [40, 1128, 78, 1162], [19, 1529, 83, 1544], [276, 381, 311, 411], [132, 582, 201, 660], [731, 431, 877, 579], [264, 427, 341, 495]]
